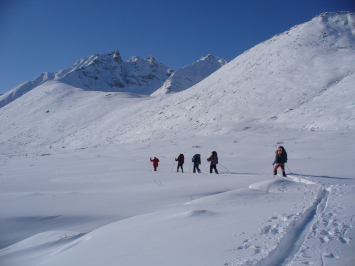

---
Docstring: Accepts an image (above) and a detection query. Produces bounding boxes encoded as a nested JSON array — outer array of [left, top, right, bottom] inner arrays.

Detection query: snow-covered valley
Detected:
[[0, 133, 354, 266], [0, 12, 354, 266]]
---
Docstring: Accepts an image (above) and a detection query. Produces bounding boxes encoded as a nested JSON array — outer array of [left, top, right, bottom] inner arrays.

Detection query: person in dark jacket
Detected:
[[150, 157, 159, 171], [175, 154, 184, 172], [207, 151, 219, 174], [273, 146, 288, 177], [192, 154, 201, 173]]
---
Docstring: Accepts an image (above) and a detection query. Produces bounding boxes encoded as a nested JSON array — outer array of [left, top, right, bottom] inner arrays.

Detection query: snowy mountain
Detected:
[[0, 51, 172, 107], [1, 12, 354, 153], [0, 12, 355, 266], [151, 54, 228, 96]]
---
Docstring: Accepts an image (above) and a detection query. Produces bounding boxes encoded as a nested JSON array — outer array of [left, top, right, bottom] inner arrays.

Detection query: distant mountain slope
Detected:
[[0, 51, 228, 108], [0, 51, 172, 108], [0, 12, 354, 152], [151, 55, 228, 96]]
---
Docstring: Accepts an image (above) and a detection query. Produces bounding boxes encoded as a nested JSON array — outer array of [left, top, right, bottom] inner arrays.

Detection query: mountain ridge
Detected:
[[0, 12, 354, 153], [151, 54, 228, 96], [0, 51, 227, 108]]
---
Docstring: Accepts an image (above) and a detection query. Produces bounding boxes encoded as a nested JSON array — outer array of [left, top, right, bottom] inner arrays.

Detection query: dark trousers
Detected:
[[177, 163, 183, 172], [210, 164, 218, 174], [193, 164, 200, 173]]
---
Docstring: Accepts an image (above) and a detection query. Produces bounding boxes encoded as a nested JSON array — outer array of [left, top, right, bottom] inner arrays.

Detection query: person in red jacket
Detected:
[[175, 154, 184, 172], [150, 157, 159, 171]]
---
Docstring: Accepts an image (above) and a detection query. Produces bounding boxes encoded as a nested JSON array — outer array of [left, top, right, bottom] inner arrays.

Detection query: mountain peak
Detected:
[[128, 56, 143, 62], [200, 54, 215, 61], [146, 55, 156, 63], [151, 54, 228, 96], [109, 50, 123, 63]]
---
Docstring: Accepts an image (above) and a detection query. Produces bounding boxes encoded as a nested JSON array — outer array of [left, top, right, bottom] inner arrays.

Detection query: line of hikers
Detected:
[[150, 151, 219, 174], [150, 146, 288, 176]]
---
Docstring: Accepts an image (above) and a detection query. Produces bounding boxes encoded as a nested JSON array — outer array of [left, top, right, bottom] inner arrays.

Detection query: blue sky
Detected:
[[0, 0, 354, 94]]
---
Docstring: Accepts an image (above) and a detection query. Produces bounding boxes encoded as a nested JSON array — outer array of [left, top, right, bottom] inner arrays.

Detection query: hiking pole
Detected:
[[285, 164, 292, 175], [171, 160, 176, 172], [218, 163, 230, 172], [201, 161, 207, 172]]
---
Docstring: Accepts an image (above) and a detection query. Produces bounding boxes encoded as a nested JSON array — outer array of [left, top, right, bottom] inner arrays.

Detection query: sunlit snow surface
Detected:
[[0, 12, 354, 266]]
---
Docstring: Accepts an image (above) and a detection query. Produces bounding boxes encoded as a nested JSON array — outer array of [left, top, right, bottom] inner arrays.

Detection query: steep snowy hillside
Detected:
[[0, 51, 171, 107], [0, 12, 354, 153], [151, 54, 228, 96]]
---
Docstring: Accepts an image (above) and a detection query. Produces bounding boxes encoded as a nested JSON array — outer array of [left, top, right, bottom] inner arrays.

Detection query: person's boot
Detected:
[[282, 171, 286, 177], [274, 170, 277, 176], [182, 169, 183, 173]]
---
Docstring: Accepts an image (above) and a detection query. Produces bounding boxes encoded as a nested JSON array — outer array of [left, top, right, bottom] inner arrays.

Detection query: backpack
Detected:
[[211, 151, 218, 164], [278, 146, 288, 163], [178, 154, 184, 164], [194, 154, 201, 164]]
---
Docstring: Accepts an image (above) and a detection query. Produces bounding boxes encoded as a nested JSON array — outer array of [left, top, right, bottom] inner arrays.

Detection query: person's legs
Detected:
[[177, 163, 183, 172], [274, 165, 286, 176], [214, 165, 219, 174], [280, 165, 286, 177], [274, 164, 280, 175]]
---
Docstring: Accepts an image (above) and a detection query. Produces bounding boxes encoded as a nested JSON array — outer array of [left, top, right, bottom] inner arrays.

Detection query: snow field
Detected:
[[1, 132, 354, 266]]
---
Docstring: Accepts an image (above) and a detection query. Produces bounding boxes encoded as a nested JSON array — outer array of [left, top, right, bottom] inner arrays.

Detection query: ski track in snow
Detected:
[[225, 175, 355, 266], [0, 154, 354, 266]]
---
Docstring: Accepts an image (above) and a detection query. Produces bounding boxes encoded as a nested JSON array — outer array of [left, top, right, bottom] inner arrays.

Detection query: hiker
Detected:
[[175, 154, 184, 172], [273, 146, 288, 177], [150, 157, 159, 171], [207, 151, 219, 174], [192, 154, 201, 173]]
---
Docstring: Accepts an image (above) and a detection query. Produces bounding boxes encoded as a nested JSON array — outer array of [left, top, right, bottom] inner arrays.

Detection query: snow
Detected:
[[0, 137, 354, 266], [0, 11, 355, 266], [0, 51, 228, 108], [151, 54, 228, 96]]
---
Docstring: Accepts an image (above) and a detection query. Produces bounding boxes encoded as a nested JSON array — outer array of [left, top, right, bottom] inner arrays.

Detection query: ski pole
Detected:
[[171, 160, 176, 172], [201, 161, 207, 171], [218, 163, 230, 172], [285, 164, 292, 174]]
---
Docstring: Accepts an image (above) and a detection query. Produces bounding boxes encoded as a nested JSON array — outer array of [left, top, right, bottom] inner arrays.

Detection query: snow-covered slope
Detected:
[[0, 51, 172, 107], [0, 12, 355, 266], [151, 54, 228, 96], [0, 12, 354, 153]]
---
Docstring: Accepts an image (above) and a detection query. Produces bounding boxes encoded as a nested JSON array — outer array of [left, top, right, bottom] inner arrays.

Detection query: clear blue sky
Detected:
[[0, 0, 354, 94]]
